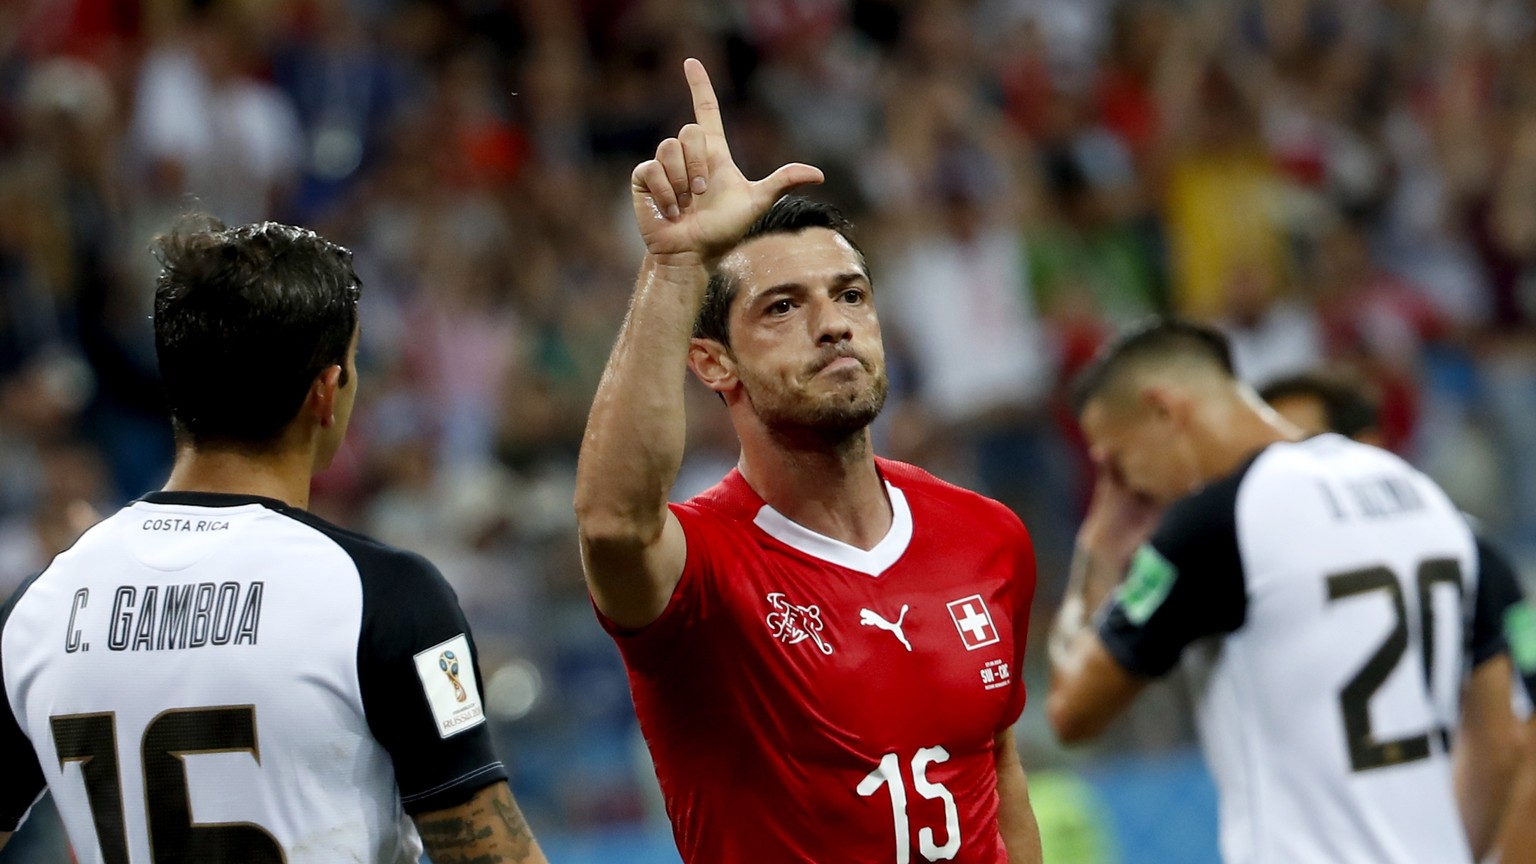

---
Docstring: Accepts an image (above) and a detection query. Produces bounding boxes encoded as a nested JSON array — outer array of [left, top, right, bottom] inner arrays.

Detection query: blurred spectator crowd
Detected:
[[5, 0, 1536, 841]]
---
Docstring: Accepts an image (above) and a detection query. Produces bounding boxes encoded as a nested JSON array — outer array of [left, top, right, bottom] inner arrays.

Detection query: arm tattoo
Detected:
[[415, 784, 541, 864], [490, 788, 536, 860], [414, 813, 495, 864]]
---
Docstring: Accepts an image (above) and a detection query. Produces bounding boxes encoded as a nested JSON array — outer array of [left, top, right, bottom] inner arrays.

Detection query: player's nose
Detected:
[[811, 295, 854, 345]]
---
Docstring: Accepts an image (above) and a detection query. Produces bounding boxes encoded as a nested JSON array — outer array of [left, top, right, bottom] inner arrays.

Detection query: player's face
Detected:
[[1080, 396, 1203, 506], [1268, 394, 1329, 438], [717, 228, 888, 433]]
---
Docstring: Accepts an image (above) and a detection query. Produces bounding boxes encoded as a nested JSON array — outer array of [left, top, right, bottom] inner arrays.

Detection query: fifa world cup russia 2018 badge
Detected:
[[765, 592, 834, 655], [439, 650, 468, 702]]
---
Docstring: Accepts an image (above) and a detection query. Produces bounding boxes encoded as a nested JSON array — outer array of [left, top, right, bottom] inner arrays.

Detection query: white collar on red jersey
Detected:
[[751, 482, 913, 577]]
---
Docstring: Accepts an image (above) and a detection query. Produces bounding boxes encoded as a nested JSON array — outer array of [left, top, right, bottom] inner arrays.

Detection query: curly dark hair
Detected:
[[153, 215, 361, 451]]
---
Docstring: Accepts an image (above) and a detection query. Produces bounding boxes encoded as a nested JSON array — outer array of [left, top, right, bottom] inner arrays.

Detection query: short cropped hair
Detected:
[[692, 197, 865, 347], [1258, 372, 1379, 439], [153, 216, 361, 451], [1071, 317, 1235, 415]]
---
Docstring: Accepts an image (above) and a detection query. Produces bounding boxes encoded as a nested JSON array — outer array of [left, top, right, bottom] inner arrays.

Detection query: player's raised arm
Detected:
[[574, 59, 821, 629]]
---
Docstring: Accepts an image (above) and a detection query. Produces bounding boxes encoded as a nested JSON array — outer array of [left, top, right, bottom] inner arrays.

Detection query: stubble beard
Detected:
[[749, 366, 891, 443]]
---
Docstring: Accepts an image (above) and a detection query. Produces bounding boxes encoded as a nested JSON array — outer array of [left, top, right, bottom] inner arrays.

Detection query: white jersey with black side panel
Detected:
[[0, 491, 506, 863], [1098, 434, 1505, 864]]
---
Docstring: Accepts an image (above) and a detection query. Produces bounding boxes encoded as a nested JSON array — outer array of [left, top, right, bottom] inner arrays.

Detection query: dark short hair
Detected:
[[692, 197, 864, 346], [1258, 371, 1379, 439], [153, 216, 361, 451], [1071, 317, 1235, 415]]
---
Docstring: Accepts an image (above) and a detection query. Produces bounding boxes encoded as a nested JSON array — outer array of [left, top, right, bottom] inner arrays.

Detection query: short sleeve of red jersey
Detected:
[[592, 501, 734, 644]]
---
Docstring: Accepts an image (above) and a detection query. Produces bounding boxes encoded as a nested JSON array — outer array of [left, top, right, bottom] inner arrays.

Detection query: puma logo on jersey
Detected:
[[766, 593, 834, 655], [860, 605, 911, 651]]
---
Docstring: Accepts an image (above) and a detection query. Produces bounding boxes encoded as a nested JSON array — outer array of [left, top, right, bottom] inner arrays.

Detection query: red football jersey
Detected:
[[601, 458, 1037, 863]]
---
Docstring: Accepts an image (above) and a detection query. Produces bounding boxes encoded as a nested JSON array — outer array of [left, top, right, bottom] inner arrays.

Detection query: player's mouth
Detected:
[[821, 357, 863, 373], [810, 350, 866, 377]]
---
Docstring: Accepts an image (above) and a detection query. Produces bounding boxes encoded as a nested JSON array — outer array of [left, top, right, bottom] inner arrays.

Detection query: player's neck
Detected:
[[162, 446, 316, 510], [737, 432, 892, 551], [1198, 400, 1294, 483]]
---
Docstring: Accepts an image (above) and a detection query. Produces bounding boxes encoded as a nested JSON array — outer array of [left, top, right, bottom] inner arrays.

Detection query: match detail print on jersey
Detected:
[[413, 634, 486, 738], [946, 595, 999, 650], [765, 592, 834, 654]]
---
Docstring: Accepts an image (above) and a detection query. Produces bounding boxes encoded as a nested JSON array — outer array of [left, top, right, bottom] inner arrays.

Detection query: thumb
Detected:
[[753, 162, 825, 203]]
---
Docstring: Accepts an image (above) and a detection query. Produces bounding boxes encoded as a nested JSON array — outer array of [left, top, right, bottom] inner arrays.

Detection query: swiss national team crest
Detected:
[[947, 594, 1000, 651], [765, 592, 834, 655]]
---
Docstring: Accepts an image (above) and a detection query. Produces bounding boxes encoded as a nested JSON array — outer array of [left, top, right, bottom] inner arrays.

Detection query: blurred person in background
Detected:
[[129, 0, 302, 227], [0, 218, 546, 864], [0, 438, 106, 596], [271, 0, 417, 222], [4, 54, 174, 504], [1260, 370, 1536, 863], [1048, 319, 1521, 863], [1259, 370, 1383, 446], [575, 60, 1041, 863], [881, 134, 1062, 550]]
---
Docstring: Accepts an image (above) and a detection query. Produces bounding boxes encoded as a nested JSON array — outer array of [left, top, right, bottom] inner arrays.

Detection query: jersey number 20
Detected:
[[1326, 559, 1461, 773], [49, 705, 282, 862]]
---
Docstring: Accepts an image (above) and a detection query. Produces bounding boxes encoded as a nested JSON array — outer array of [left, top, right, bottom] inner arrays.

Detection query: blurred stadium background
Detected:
[[3, 0, 1535, 861]]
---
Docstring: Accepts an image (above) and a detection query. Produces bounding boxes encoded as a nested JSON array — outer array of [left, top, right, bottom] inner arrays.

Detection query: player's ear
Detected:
[[688, 338, 737, 394], [308, 365, 343, 427]]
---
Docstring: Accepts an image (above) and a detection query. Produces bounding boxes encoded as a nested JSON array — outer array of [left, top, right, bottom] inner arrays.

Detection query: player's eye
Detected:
[[768, 299, 794, 315], [839, 288, 865, 304]]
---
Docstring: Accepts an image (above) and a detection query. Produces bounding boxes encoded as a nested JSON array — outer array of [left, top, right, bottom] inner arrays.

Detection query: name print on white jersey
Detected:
[[64, 581, 265, 653]]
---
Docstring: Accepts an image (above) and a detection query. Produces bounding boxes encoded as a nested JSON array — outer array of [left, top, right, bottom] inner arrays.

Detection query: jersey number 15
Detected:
[[858, 746, 961, 863]]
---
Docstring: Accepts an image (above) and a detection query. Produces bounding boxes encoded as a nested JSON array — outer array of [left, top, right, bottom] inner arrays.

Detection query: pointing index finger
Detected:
[[684, 58, 726, 138]]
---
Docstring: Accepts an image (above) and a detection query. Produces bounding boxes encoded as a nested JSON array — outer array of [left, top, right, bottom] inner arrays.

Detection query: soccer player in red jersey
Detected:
[[573, 59, 1043, 864]]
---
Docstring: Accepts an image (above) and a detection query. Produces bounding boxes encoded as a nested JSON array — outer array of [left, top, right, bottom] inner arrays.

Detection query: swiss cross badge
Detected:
[[765, 592, 834, 655], [947, 594, 1000, 650]]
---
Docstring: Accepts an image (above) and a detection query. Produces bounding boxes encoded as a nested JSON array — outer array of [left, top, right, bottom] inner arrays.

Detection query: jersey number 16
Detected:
[[50, 705, 281, 862]]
